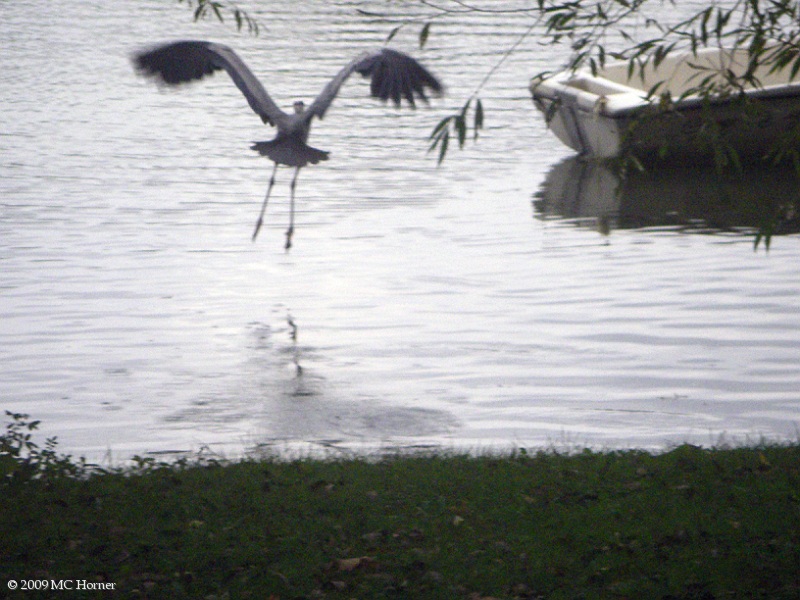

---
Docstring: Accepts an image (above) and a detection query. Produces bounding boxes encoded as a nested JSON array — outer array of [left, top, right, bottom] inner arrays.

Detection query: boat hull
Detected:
[[531, 48, 800, 161]]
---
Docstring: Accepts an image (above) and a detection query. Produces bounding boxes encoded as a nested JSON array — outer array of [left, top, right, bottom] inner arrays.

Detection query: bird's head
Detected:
[[293, 100, 305, 114]]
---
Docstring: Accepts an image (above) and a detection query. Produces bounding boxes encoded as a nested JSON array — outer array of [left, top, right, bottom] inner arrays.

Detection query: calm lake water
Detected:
[[2, 0, 799, 462]]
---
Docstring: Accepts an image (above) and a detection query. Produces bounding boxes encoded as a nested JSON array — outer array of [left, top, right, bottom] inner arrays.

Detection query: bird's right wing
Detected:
[[304, 48, 443, 121], [133, 40, 289, 128]]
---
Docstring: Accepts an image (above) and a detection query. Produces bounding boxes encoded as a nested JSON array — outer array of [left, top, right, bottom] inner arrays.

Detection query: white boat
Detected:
[[530, 47, 800, 160]]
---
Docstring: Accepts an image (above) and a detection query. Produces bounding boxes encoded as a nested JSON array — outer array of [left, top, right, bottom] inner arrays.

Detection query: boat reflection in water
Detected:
[[534, 157, 800, 240]]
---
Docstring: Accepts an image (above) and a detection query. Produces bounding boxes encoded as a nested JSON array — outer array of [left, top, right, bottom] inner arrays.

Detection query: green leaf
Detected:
[[437, 129, 450, 165], [211, 2, 223, 23], [754, 226, 773, 251], [700, 6, 711, 42], [455, 115, 466, 148], [428, 125, 446, 153], [791, 56, 800, 80], [420, 22, 431, 49], [386, 26, 401, 43], [474, 99, 484, 140], [429, 116, 452, 140]]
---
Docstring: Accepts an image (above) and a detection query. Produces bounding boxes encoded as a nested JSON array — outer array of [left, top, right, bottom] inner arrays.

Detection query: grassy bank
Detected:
[[2, 421, 800, 599]]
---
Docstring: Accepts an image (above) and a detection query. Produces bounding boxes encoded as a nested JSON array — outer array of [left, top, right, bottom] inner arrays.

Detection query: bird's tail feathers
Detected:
[[250, 138, 330, 167]]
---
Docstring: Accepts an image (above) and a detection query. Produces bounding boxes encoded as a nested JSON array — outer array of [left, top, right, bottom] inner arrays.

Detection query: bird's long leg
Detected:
[[252, 162, 279, 242], [285, 166, 301, 251]]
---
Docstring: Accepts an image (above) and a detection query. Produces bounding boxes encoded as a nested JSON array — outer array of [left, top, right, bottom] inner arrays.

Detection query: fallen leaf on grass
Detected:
[[334, 556, 378, 572], [362, 530, 384, 544], [758, 452, 772, 471]]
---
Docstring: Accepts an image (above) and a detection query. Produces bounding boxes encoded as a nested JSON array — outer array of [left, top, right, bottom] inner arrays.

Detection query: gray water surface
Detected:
[[2, 0, 799, 461]]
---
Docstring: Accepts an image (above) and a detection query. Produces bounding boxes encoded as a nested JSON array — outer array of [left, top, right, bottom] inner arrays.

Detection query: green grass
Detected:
[[2, 419, 800, 599]]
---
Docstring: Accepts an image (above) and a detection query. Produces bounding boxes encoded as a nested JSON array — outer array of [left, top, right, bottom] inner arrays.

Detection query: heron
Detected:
[[132, 40, 443, 249]]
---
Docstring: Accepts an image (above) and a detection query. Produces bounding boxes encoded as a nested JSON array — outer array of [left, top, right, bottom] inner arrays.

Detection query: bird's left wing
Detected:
[[133, 40, 289, 128], [304, 48, 443, 121]]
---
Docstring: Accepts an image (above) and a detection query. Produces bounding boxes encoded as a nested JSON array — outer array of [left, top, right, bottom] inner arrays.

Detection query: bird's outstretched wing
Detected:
[[304, 48, 443, 121], [133, 40, 288, 128]]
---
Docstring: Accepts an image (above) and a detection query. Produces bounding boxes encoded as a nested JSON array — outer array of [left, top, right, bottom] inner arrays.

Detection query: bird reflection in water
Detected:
[[287, 313, 302, 380]]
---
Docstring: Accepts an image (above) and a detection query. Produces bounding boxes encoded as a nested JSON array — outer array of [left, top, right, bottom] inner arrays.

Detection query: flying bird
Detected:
[[132, 40, 443, 249]]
